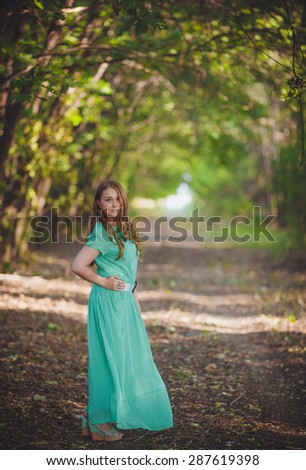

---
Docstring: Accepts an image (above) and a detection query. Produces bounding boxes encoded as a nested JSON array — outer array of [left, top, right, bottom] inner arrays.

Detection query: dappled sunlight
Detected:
[[1, 273, 304, 336], [0, 273, 89, 295], [141, 308, 298, 335], [0, 274, 90, 322], [0, 293, 87, 321], [141, 289, 255, 307]]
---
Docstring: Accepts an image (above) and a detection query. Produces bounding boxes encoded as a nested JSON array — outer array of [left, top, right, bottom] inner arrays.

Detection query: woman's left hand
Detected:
[[103, 275, 126, 291]]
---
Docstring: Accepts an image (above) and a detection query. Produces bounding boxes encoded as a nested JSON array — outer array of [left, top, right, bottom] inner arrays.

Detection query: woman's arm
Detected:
[[71, 246, 106, 287], [71, 246, 125, 291]]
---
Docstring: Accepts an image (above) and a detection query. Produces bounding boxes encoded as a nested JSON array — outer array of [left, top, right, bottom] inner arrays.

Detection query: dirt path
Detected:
[[1, 238, 305, 449]]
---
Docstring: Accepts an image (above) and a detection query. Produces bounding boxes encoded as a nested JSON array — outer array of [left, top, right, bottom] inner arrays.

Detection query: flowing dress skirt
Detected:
[[84, 284, 173, 431]]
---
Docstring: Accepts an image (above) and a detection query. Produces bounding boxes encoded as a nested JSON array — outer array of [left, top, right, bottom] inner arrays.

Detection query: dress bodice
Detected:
[[85, 222, 139, 284]]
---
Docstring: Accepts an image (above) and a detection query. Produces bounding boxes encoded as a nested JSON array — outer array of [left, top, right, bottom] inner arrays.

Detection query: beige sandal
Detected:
[[89, 423, 123, 441]]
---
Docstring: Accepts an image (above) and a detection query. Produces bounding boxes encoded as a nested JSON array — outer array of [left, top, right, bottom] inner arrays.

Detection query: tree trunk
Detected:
[[0, 100, 25, 178]]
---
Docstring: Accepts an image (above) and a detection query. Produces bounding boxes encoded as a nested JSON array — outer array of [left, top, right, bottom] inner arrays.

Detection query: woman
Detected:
[[71, 180, 173, 441]]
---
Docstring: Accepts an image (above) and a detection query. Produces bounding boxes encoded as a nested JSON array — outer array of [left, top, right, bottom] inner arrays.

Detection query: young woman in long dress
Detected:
[[71, 180, 173, 441]]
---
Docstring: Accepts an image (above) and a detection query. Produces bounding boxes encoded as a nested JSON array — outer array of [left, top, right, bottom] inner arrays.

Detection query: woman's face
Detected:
[[98, 187, 122, 220]]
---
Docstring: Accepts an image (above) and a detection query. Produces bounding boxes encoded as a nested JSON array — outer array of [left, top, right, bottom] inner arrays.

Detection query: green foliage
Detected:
[[0, 0, 305, 263], [112, 0, 168, 33], [272, 143, 306, 234]]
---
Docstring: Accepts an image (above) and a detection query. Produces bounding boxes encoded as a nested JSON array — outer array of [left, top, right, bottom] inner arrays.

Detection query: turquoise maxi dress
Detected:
[[83, 221, 173, 431]]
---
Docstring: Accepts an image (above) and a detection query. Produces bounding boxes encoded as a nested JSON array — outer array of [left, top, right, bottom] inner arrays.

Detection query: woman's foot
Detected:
[[89, 422, 124, 441], [96, 422, 123, 437], [82, 412, 123, 440]]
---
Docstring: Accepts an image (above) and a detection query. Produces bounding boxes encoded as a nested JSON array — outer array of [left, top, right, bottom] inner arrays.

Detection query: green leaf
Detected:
[[47, 323, 61, 331], [285, 314, 297, 323], [34, 0, 44, 10], [136, 20, 149, 35], [8, 355, 19, 361], [33, 395, 47, 401]]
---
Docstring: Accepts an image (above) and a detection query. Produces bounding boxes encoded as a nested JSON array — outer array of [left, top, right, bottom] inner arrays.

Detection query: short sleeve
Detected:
[[85, 223, 110, 255]]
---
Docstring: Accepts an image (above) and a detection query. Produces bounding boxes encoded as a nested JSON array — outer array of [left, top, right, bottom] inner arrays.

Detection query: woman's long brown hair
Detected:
[[87, 180, 142, 264]]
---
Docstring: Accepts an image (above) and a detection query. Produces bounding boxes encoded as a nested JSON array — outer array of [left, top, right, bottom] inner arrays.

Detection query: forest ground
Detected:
[[1, 232, 306, 450]]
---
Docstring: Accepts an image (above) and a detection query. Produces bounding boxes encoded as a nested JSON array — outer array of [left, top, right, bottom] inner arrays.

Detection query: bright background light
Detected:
[[158, 183, 193, 209], [133, 183, 193, 215]]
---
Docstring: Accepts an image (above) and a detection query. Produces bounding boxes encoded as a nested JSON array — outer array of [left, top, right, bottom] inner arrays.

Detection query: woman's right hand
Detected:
[[102, 275, 126, 291]]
